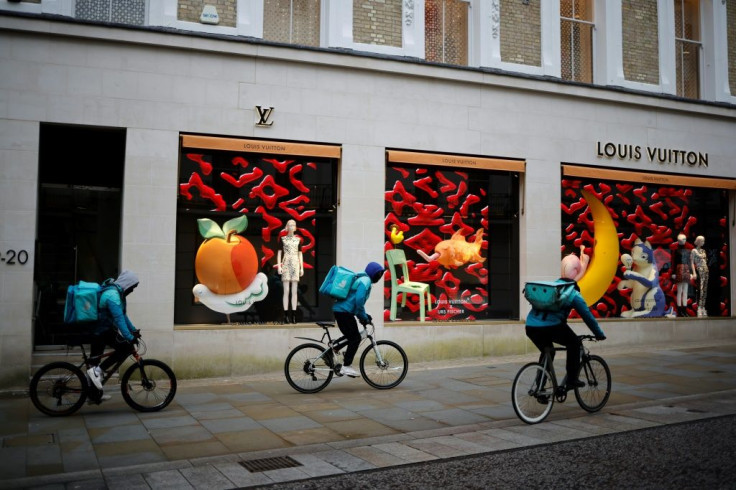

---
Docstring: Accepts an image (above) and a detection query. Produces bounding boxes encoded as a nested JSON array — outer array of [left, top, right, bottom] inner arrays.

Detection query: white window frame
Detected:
[[559, 0, 596, 83], [149, 0, 259, 37], [325, 0, 425, 58], [478, 0, 561, 77]]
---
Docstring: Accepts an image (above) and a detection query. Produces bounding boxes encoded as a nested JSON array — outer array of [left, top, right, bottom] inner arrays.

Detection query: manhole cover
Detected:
[[239, 456, 303, 473]]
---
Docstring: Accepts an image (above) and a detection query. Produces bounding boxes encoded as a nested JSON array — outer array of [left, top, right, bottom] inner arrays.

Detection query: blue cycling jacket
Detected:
[[526, 278, 605, 338], [332, 273, 372, 323], [93, 284, 138, 341]]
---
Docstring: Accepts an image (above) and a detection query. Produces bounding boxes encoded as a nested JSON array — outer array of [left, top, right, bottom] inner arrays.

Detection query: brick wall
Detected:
[[622, 0, 659, 85], [728, 0, 736, 95], [353, 0, 402, 47], [178, 0, 237, 28], [500, 0, 541, 66]]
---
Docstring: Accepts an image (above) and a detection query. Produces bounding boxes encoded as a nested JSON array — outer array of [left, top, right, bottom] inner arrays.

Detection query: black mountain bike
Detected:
[[511, 335, 611, 424], [29, 336, 176, 416]]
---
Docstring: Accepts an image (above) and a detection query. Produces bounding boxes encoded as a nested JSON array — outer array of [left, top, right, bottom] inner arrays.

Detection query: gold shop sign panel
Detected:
[[181, 135, 341, 159]]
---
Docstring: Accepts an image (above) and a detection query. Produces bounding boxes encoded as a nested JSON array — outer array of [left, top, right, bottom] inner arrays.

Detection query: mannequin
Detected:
[[691, 235, 708, 317], [671, 234, 694, 317], [277, 220, 304, 324]]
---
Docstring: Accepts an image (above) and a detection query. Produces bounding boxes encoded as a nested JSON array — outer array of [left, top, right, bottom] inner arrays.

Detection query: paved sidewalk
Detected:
[[1, 339, 735, 489]]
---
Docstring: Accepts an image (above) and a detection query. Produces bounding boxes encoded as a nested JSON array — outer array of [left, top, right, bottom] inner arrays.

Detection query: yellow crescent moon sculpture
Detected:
[[577, 190, 620, 306]]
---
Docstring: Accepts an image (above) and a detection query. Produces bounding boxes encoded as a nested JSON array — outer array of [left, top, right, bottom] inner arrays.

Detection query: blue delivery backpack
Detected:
[[522, 280, 576, 312], [63, 279, 114, 324], [319, 266, 360, 300]]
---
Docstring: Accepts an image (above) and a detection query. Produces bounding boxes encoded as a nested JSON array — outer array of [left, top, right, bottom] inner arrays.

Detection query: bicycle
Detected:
[[29, 335, 177, 417], [284, 320, 408, 393], [511, 335, 611, 424]]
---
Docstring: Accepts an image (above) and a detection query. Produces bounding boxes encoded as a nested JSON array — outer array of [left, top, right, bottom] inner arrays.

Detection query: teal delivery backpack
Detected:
[[522, 280, 576, 312], [319, 266, 359, 300], [63, 281, 107, 324]]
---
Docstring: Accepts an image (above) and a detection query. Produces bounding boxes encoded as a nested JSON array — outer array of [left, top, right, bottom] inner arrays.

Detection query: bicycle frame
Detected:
[[76, 342, 143, 387], [293, 322, 383, 366]]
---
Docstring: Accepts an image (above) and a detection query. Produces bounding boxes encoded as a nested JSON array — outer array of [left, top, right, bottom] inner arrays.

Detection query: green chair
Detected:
[[386, 249, 432, 322]]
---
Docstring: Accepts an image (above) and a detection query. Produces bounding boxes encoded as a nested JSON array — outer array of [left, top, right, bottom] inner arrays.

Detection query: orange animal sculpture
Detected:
[[417, 229, 485, 268]]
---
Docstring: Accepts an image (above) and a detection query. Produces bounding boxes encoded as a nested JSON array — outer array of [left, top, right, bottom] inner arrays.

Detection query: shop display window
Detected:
[[175, 135, 338, 325], [562, 173, 730, 318], [384, 152, 521, 322]]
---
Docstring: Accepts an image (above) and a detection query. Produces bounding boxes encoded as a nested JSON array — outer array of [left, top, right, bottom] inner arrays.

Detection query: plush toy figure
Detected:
[[617, 238, 669, 318], [561, 246, 589, 281]]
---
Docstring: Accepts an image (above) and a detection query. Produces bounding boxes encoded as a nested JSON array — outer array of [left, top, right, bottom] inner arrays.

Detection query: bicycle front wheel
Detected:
[[121, 359, 177, 412], [284, 343, 333, 393], [511, 362, 555, 424], [360, 340, 408, 389], [29, 362, 88, 416], [575, 355, 611, 412]]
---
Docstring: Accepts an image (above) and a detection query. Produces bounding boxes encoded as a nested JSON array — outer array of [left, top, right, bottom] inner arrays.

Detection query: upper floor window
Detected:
[[75, 0, 146, 25], [560, 0, 594, 83], [263, 0, 321, 47], [674, 0, 701, 98], [425, 0, 469, 65]]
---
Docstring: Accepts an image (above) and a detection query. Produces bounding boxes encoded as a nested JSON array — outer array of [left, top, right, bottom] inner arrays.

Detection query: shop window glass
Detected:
[[385, 160, 520, 322], [75, 0, 146, 25], [560, 0, 594, 83], [263, 0, 321, 47], [425, 0, 469, 65], [674, 0, 701, 98], [561, 176, 730, 318], [175, 136, 338, 325]]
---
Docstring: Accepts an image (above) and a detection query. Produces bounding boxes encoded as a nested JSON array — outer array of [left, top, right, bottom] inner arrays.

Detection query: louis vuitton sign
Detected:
[[596, 141, 708, 168]]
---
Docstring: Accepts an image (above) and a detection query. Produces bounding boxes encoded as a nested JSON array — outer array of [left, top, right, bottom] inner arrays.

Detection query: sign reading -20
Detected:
[[1, 249, 29, 265]]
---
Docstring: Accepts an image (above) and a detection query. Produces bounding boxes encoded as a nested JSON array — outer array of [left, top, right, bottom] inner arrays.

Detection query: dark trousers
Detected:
[[525, 324, 582, 383], [334, 311, 361, 366], [90, 329, 133, 371]]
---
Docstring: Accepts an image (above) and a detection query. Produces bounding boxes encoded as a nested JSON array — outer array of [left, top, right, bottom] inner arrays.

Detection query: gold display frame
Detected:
[[563, 164, 736, 190], [387, 150, 525, 172], [181, 134, 341, 159]]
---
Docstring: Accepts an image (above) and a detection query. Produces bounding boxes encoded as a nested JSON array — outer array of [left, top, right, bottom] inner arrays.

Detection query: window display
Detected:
[[562, 169, 731, 318], [175, 135, 338, 324], [384, 151, 522, 322]]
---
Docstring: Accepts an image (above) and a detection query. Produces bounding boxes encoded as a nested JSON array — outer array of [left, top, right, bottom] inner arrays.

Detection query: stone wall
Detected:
[[728, 0, 736, 95], [622, 0, 659, 85], [500, 0, 541, 67], [178, 0, 237, 28], [353, 0, 402, 47]]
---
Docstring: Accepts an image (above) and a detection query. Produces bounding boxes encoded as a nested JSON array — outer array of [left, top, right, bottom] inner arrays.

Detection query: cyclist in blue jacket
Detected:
[[87, 270, 141, 402], [332, 262, 385, 378], [526, 256, 606, 389]]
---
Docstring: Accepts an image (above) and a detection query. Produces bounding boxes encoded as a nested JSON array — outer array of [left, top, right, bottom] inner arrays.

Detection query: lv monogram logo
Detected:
[[255, 106, 274, 127]]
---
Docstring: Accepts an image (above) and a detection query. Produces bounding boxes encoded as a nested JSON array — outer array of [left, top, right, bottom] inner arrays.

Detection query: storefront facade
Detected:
[[1, 8, 735, 388]]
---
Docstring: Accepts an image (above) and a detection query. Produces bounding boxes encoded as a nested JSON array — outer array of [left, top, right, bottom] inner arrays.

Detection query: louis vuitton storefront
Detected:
[[1, 13, 735, 387]]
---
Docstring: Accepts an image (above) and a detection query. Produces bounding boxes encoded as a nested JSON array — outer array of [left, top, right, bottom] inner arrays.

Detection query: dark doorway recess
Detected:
[[34, 123, 125, 346]]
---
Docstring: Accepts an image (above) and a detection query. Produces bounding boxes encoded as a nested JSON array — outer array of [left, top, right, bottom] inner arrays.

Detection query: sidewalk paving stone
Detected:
[[2, 339, 736, 489]]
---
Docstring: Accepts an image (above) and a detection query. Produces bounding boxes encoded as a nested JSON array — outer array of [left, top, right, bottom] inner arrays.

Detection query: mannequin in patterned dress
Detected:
[[277, 220, 304, 324], [691, 235, 708, 317], [671, 233, 695, 317]]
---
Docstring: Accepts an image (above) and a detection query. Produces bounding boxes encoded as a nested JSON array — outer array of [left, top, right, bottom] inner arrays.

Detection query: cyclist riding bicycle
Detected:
[[87, 270, 142, 403], [525, 253, 606, 390], [332, 261, 385, 378]]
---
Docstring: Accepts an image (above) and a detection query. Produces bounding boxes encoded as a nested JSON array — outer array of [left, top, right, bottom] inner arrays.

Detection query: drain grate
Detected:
[[239, 456, 303, 473]]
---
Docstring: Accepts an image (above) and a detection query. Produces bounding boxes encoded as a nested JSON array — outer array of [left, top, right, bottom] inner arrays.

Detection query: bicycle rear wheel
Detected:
[[360, 340, 408, 389], [121, 359, 177, 412], [284, 343, 334, 393], [575, 354, 611, 412], [29, 362, 88, 416], [511, 362, 555, 424]]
